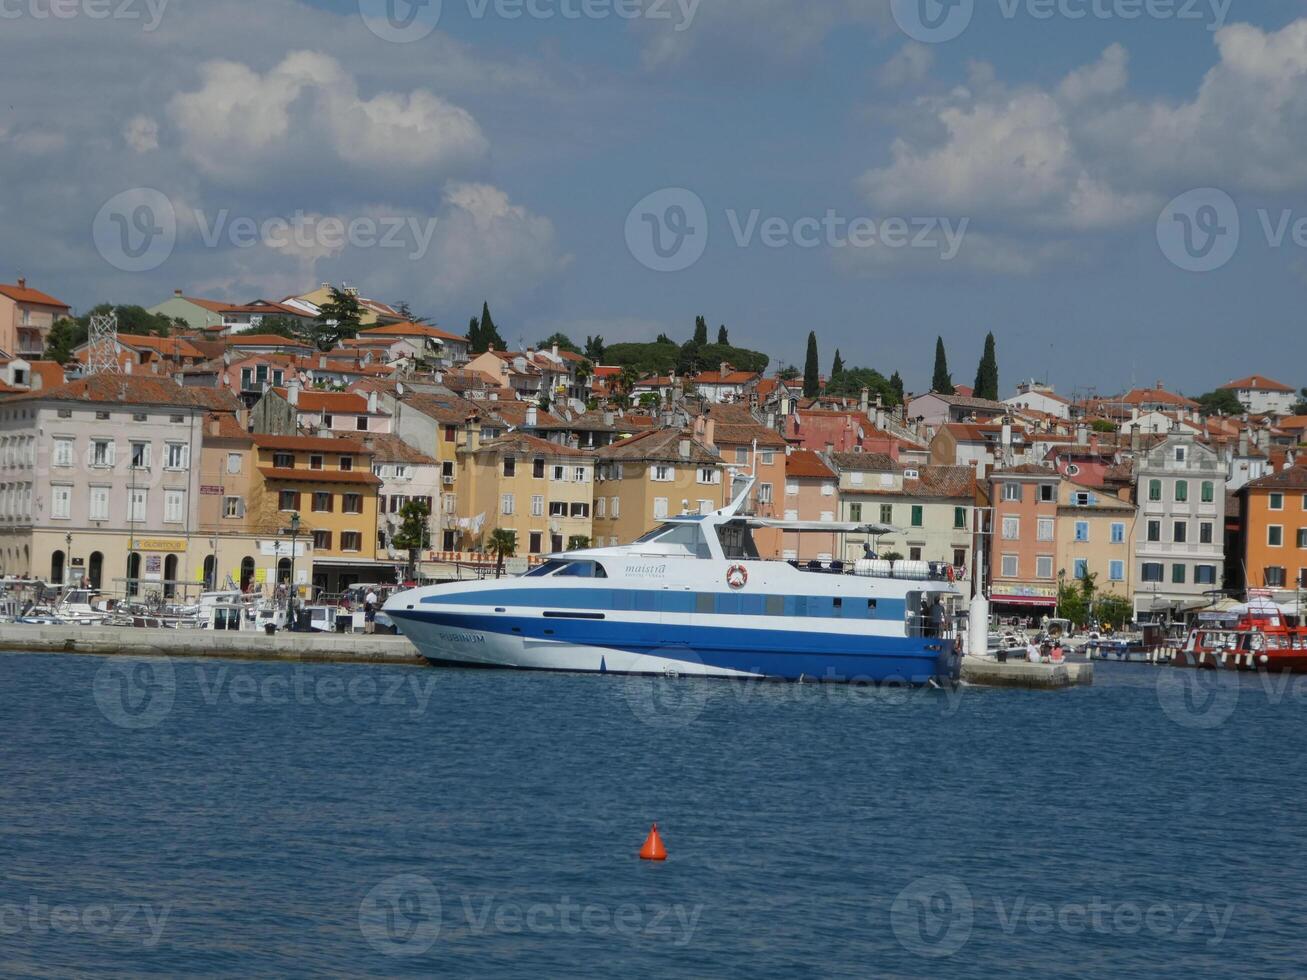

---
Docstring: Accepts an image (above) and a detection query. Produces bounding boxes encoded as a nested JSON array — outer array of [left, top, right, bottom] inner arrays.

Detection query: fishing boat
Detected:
[[1169, 595, 1307, 673], [385, 476, 965, 685]]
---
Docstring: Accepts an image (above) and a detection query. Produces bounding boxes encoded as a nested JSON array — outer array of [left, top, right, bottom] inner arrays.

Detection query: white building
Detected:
[[1219, 375, 1297, 417], [1003, 381, 1072, 420]]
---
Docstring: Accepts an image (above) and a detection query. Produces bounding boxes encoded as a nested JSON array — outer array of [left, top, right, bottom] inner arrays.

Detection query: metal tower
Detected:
[[85, 312, 121, 375]]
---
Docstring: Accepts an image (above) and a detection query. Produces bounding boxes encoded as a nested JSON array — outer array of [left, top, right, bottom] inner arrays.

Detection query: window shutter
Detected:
[[296, 492, 303, 512], [105, 442, 116, 466], [236, 498, 246, 518]]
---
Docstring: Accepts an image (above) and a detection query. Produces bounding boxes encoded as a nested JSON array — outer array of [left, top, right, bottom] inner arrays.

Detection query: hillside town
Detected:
[[5, 274, 1307, 628]]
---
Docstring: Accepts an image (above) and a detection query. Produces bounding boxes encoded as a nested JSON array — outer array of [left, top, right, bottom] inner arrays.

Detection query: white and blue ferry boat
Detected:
[[386, 477, 965, 685]]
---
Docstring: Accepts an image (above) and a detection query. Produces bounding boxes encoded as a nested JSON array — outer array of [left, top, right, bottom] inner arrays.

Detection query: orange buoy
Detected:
[[639, 823, 668, 861]]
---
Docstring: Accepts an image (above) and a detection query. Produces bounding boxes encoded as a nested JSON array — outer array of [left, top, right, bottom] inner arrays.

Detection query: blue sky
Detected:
[[4, 0, 1307, 396]]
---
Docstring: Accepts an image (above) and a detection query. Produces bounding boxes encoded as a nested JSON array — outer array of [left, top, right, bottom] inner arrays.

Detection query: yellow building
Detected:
[[1055, 481, 1137, 599], [458, 433, 595, 558], [592, 429, 725, 547], [249, 434, 386, 593], [294, 283, 402, 328]]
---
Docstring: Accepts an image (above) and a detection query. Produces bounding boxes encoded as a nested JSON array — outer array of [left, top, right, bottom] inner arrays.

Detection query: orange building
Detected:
[[1241, 468, 1307, 591], [988, 464, 1064, 619]]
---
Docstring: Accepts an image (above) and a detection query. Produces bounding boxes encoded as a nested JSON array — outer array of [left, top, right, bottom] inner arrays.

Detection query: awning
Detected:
[[311, 558, 399, 568], [990, 595, 1057, 607]]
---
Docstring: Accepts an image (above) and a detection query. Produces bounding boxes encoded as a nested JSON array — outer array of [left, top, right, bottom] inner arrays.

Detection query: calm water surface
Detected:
[[1, 651, 1305, 978]]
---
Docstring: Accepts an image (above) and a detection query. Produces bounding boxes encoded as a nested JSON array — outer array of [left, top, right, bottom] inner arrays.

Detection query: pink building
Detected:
[[0, 278, 70, 359], [780, 448, 840, 561]]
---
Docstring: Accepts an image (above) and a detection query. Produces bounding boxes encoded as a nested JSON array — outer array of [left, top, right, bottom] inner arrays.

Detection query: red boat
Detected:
[[1169, 596, 1307, 673]]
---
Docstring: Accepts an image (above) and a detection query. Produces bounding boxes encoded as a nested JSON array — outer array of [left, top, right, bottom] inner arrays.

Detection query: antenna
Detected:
[[86, 311, 121, 375]]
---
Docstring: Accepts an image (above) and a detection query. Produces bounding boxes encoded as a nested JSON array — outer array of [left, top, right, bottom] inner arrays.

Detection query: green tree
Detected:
[[474, 302, 504, 353], [393, 301, 428, 324], [973, 332, 999, 401], [889, 371, 905, 405], [1196, 388, 1245, 417], [488, 528, 517, 579], [717, 324, 729, 345], [693, 315, 709, 346], [44, 316, 86, 363], [567, 535, 591, 551], [778, 364, 800, 382], [831, 349, 845, 379], [1096, 595, 1134, 630], [250, 316, 307, 341], [1091, 419, 1119, 433], [932, 337, 954, 394], [467, 315, 482, 353], [1292, 388, 1307, 415], [638, 392, 660, 408], [391, 500, 432, 582], [584, 335, 606, 361], [825, 367, 897, 405], [314, 287, 363, 349], [537, 332, 582, 355], [803, 332, 820, 398], [44, 304, 178, 362]]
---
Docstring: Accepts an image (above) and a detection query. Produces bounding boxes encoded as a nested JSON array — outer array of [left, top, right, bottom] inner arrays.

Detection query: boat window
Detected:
[[634, 523, 712, 559], [554, 561, 608, 579], [525, 561, 569, 577], [719, 521, 760, 560]]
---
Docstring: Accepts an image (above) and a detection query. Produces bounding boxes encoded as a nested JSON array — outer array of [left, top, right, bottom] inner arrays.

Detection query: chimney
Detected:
[[679, 438, 691, 460], [860, 387, 870, 414], [1076, 423, 1088, 445], [526, 405, 538, 427], [1131, 427, 1142, 452], [704, 418, 716, 448], [1239, 430, 1250, 457], [287, 379, 300, 407], [367, 389, 379, 415], [720, 361, 729, 378], [209, 416, 220, 437], [174, 288, 183, 297], [551, 344, 559, 360], [603, 411, 614, 427], [17, 277, 26, 290]]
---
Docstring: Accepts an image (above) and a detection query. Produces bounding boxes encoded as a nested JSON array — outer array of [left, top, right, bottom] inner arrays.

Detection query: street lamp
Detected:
[[288, 512, 301, 628], [65, 532, 72, 587]]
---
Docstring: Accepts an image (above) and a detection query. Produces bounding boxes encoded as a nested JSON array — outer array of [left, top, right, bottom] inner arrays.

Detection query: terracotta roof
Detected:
[[205, 412, 252, 443], [174, 295, 229, 313], [271, 387, 374, 414], [829, 452, 899, 473], [366, 432, 438, 466], [1118, 388, 1201, 409], [532, 410, 645, 434], [357, 322, 465, 343], [1221, 375, 1294, 393], [486, 401, 565, 429], [596, 428, 719, 465], [226, 334, 315, 348], [252, 434, 369, 453], [0, 282, 69, 308], [2, 374, 240, 410], [28, 361, 64, 390], [990, 463, 1059, 478], [902, 466, 977, 500], [694, 369, 760, 385], [258, 467, 381, 486], [785, 448, 836, 480], [474, 432, 591, 458], [1245, 467, 1307, 491], [400, 392, 483, 426]]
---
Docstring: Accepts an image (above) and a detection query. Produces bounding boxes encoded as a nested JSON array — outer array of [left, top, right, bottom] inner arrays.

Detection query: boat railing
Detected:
[[786, 558, 958, 583]]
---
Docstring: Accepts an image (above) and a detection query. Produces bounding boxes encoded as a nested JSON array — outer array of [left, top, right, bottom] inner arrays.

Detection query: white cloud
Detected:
[[878, 43, 935, 88], [167, 51, 488, 186], [123, 116, 160, 153]]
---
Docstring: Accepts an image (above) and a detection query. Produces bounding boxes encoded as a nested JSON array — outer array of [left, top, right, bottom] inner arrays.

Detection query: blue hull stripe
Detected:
[[392, 609, 958, 683]]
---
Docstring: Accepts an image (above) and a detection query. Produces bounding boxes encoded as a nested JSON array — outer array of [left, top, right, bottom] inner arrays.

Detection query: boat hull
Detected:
[[1169, 649, 1307, 673], [389, 608, 960, 685]]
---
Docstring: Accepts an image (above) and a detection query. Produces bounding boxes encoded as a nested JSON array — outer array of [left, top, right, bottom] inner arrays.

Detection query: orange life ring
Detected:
[[726, 564, 748, 590]]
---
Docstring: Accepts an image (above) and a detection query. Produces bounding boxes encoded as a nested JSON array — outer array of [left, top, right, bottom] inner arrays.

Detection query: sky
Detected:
[[3, 0, 1307, 398]]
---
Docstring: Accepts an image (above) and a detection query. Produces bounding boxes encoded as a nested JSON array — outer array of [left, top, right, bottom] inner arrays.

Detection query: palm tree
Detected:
[[488, 528, 517, 579]]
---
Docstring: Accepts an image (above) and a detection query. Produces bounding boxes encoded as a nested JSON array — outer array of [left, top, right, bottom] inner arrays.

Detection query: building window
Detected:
[[1002, 483, 1021, 502], [1147, 520, 1161, 543], [503, 457, 517, 478], [549, 502, 567, 518], [880, 504, 893, 524], [1110, 523, 1125, 544], [652, 465, 673, 483], [758, 484, 773, 505], [735, 448, 748, 464], [570, 502, 590, 519], [1201, 481, 1215, 504], [274, 452, 294, 468], [1265, 566, 1287, 588], [1036, 556, 1054, 579], [312, 530, 332, 550], [1039, 484, 1055, 503], [911, 505, 924, 528], [313, 491, 333, 513], [596, 497, 606, 519], [1074, 559, 1089, 580], [128, 442, 151, 470], [53, 438, 74, 468], [1173, 521, 1188, 544], [356, 417, 368, 432], [279, 490, 299, 512], [1200, 522, 1214, 545], [1148, 480, 1162, 502], [322, 414, 334, 429], [1001, 554, 1019, 577], [342, 493, 363, 514], [1109, 560, 1125, 582], [502, 494, 515, 516], [1175, 446, 1187, 463], [1175, 481, 1188, 503], [164, 443, 188, 470], [574, 467, 588, 483], [1269, 525, 1284, 547], [227, 452, 242, 474], [223, 496, 244, 519], [1195, 565, 1217, 585], [89, 486, 110, 521], [341, 532, 362, 552], [164, 490, 185, 523], [698, 468, 719, 485], [529, 531, 543, 554], [1270, 493, 1285, 511], [1075, 521, 1089, 543], [1037, 518, 1054, 542], [1140, 562, 1163, 583], [1002, 516, 1019, 540], [954, 507, 967, 530], [1172, 563, 1187, 585], [953, 549, 967, 569], [786, 482, 799, 497], [653, 497, 669, 520], [611, 497, 620, 518], [849, 503, 863, 523], [309, 455, 324, 471], [128, 488, 147, 523], [1298, 529, 1307, 549], [531, 495, 544, 517], [533, 458, 546, 479], [552, 465, 566, 482], [51, 484, 72, 519], [339, 457, 353, 471], [87, 438, 112, 467]]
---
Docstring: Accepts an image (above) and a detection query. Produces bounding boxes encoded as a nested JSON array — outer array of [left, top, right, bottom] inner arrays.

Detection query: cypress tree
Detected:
[[693, 315, 709, 346], [931, 337, 954, 395], [831, 349, 845, 378], [467, 315, 481, 352], [974, 332, 999, 401], [478, 302, 504, 353], [803, 332, 820, 398], [717, 324, 729, 345], [889, 371, 905, 405]]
